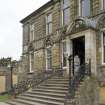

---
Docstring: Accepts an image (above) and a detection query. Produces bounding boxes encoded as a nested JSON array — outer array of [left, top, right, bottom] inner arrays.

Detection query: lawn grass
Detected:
[[0, 94, 9, 102]]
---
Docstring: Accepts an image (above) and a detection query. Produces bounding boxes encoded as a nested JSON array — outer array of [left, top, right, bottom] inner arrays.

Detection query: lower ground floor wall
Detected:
[[23, 43, 61, 73], [0, 76, 5, 93], [98, 66, 105, 81], [52, 43, 61, 69], [66, 75, 105, 105], [100, 86, 105, 104], [75, 76, 99, 105], [97, 66, 105, 104], [34, 49, 45, 72], [0, 74, 18, 93]]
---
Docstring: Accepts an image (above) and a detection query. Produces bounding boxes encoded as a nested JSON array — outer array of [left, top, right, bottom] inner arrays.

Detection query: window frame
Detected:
[[62, 40, 67, 68], [46, 13, 52, 35], [79, 0, 90, 17], [46, 46, 52, 70], [61, 0, 70, 26], [29, 52, 34, 73], [30, 23, 35, 42], [101, 0, 105, 10]]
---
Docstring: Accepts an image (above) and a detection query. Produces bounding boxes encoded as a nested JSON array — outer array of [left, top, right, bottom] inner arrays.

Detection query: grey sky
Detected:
[[0, 0, 50, 60]]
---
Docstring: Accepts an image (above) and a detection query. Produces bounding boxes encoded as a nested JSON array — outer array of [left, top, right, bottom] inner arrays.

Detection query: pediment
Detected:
[[67, 17, 96, 34]]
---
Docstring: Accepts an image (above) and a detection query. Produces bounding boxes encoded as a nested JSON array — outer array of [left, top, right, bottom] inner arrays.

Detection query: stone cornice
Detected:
[[20, 0, 60, 23]]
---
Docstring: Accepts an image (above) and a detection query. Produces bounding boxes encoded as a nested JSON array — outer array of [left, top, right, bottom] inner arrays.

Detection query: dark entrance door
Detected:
[[72, 36, 85, 75]]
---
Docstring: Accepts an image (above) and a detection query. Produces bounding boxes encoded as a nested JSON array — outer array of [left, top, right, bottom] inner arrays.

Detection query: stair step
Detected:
[[32, 88, 67, 94], [38, 85, 68, 90], [13, 98, 47, 105], [52, 76, 69, 79], [27, 91, 66, 98], [7, 101, 26, 105], [7, 75, 70, 105], [49, 78, 69, 81], [17, 95, 64, 105], [45, 81, 69, 84], [41, 83, 69, 87], [21, 93, 65, 102]]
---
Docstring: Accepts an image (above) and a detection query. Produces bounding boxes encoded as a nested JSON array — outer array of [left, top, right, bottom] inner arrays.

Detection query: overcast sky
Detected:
[[0, 0, 50, 60]]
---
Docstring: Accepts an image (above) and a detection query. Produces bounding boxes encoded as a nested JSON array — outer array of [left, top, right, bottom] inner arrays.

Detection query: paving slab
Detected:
[[0, 102, 9, 105]]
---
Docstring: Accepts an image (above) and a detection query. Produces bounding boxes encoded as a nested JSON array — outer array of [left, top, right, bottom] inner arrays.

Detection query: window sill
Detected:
[[27, 71, 34, 74], [62, 67, 68, 69], [46, 33, 53, 36], [29, 40, 35, 43]]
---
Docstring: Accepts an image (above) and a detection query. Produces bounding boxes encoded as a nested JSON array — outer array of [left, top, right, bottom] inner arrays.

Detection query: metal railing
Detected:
[[9, 69, 64, 96], [65, 59, 91, 104], [69, 63, 91, 98]]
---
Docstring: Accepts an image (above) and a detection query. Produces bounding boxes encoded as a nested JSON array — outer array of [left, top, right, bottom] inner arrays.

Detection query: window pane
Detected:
[[82, 0, 90, 17], [30, 31, 34, 41], [46, 23, 48, 35], [63, 0, 70, 8], [48, 14, 52, 22], [62, 42, 67, 67], [103, 0, 105, 9], [30, 24, 35, 41], [30, 53, 34, 72], [63, 8, 70, 25], [48, 23, 52, 34], [46, 14, 52, 35], [63, 54, 67, 67], [103, 32, 105, 45], [31, 24, 34, 30], [47, 48, 52, 69], [47, 48, 51, 56], [103, 32, 105, 63], [63, 42, 66, 52], [103, 45, 105, 63]]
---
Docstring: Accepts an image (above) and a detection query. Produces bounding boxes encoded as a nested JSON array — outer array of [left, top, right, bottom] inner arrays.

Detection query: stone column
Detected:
[[85, 29, 97, 75]]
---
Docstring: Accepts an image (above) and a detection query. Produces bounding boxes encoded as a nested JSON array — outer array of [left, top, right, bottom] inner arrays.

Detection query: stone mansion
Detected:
[[6, 0, 105, 104], [20, 0, 105, 82]]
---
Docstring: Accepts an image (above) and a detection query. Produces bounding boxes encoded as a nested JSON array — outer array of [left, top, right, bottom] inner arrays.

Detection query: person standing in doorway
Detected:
[[74, 55, 80, 75]]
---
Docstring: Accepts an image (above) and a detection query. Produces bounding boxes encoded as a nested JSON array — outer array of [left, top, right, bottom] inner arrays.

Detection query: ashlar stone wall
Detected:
[[34, 49, 45, 72], [52, 43, 60, 69], [76, 76, 99, 105]]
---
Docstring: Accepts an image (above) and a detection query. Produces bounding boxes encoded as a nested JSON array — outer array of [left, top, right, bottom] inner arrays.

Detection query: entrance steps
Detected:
[[7, 76, 69, 105]]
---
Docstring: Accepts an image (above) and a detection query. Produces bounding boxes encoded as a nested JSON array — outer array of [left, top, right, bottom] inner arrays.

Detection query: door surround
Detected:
[[68, 29, 97, 75], [72, 36, 85, 75]]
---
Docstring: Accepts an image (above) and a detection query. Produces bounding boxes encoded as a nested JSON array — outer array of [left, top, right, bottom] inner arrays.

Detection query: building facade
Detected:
[[20, 0, 105, 82]]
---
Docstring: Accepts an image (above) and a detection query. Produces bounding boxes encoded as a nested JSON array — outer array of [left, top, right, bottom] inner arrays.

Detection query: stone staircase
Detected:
[[7, 76, 69, 105], [6, 62, 91, 105]]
